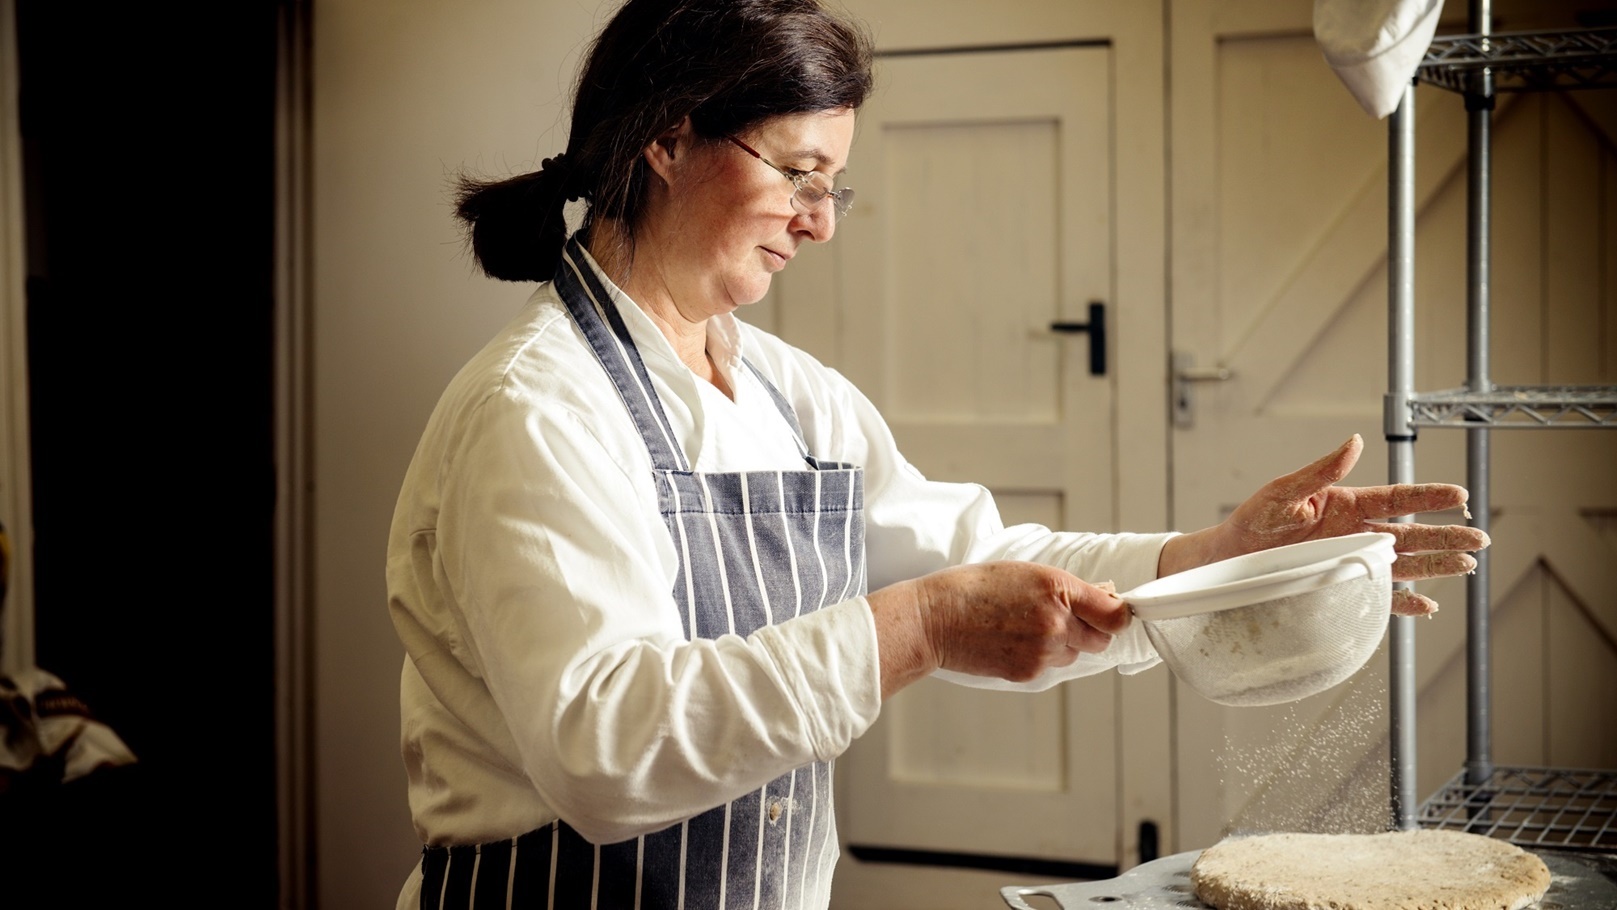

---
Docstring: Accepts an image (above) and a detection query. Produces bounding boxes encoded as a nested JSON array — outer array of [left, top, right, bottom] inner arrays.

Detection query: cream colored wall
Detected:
[[311, 1, 605, 904]]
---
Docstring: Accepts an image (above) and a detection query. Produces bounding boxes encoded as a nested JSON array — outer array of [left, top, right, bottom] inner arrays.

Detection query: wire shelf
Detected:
[[1408, 385, 1617, 427], [1418, 766, 1617, 852], [1417, 27, 1617, 92]]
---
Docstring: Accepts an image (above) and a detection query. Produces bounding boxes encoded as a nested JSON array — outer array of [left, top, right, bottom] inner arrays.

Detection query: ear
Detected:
[[642, 116, 695, 184]]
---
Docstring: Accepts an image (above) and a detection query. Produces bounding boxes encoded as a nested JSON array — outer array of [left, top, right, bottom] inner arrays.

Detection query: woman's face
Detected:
[[640, 109, 856, 321]]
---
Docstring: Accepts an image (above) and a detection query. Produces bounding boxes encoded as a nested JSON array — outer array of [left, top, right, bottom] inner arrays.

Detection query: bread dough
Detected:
[[1190, 829, 1552, 910]]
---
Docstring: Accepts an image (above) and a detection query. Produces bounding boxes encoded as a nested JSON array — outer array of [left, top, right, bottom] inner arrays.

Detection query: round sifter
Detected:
[[1121, 532, 1397, 707]]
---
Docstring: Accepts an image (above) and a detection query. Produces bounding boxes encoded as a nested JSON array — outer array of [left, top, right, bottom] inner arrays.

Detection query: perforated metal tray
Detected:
[[1000, 851, 1207, 910], [999, 847, 1617, 909]]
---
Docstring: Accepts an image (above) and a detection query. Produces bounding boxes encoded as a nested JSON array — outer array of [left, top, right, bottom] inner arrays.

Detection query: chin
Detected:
[[728, 276, 774, 309]]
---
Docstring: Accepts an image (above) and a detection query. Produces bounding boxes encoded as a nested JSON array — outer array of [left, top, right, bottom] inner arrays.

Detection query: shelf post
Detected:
[[1386, 79, 1419, 832], [1464, 0, 1495, 792]]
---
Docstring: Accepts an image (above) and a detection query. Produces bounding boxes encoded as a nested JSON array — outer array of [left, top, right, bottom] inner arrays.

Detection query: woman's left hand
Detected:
[[1159, 434, 1489, 617]]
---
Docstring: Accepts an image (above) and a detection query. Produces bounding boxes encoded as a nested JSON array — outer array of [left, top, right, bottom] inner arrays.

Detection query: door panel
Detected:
[[885, 119, 1063, 423], [834, 47, 1115, 536]]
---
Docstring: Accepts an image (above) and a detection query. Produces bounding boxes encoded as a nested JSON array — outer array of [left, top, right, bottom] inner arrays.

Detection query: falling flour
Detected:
[[1214, 680, 1390, 837]]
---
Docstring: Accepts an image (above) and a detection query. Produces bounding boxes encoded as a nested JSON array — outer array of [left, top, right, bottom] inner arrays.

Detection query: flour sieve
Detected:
[[1120, 532, 1396, 707]]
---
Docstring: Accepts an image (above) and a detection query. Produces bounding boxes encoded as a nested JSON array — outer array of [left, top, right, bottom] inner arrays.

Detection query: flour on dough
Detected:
[[1190, 829, 1551, 910]]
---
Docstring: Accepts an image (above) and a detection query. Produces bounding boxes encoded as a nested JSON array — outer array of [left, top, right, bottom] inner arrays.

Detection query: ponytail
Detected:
[[453, 154, 576, 282]]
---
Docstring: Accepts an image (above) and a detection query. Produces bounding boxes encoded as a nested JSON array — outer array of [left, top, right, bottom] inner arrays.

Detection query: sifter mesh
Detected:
[[1140, 573, 1390, 706], [1122, 532, 1396, 707]]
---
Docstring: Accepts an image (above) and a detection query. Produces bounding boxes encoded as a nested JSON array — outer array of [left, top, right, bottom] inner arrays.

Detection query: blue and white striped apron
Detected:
[[419, 237, 867, 909]]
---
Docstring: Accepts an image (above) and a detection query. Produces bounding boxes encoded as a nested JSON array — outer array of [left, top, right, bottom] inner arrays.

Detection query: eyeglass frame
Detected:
[[725, 136, 855, 220]]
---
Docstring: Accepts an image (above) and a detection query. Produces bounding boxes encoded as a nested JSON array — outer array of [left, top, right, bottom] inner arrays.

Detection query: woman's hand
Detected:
[[1158, 434, 1489, 617], [867, 561, 1127, 698]]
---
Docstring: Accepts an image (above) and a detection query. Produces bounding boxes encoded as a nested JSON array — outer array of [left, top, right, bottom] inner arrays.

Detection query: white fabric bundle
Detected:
[[0, 666, 137, 785], [1314, 0, 1446, 118]]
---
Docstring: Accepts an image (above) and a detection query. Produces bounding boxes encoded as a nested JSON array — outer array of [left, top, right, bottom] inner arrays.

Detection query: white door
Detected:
[[757, 2, 1173, 904], [835, 39, 1120, 860], [1168, 0, 1617, 851]]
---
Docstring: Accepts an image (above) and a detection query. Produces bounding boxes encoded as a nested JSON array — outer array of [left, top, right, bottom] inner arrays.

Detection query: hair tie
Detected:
[[541, 153, 585, 202]]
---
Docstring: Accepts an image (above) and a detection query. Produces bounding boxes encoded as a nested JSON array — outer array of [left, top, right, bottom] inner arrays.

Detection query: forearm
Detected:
[[983, 525, 1180, 591]]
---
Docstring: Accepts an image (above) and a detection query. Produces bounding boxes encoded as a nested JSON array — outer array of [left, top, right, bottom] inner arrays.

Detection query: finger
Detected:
[[1392, 551, 1476, 581], [1067, 617, 1115, 655], [1347, 483, 1470, 520], [1048, 623, 1086, 667], [1391, 589, 1439, 617], [1269, 434, 1363, 502], [1367, 522, 1490, 553], [1067, 580, 1130, 636]]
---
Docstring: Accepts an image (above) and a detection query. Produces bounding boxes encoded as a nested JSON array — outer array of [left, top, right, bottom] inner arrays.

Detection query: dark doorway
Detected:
[[9, 1, 278, 902]]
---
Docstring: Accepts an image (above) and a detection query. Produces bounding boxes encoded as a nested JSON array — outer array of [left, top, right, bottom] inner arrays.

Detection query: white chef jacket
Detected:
[[387, 246, 1173, 899]]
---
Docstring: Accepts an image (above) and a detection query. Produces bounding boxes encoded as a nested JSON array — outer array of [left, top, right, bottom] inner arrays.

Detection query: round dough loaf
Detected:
[[1190, 829, 1552, 910]]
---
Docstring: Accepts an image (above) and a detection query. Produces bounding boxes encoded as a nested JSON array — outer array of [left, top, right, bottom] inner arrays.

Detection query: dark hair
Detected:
[[453, 0, 875, 282]]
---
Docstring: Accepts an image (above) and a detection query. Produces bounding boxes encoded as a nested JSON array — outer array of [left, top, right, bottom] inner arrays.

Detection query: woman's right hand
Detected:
[[867, 561, 1129, 698]]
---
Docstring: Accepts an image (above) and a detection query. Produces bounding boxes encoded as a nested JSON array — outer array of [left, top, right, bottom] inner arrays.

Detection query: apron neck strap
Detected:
[[554, 237, 690, 472], [554, 235, 821, 471], [739, 358, 811, 461]]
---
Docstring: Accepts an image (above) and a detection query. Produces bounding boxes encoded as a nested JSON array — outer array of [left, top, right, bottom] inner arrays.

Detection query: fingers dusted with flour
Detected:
[[1158, 434, 1489, 617], [1392, 589, 1440, 618]]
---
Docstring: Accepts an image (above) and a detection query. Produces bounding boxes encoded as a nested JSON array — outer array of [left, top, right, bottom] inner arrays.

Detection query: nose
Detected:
[[790, 200, 836, 243]]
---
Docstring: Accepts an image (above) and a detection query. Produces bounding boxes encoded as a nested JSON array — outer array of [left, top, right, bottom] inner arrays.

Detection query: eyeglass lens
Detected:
[[729, 136, 853, 220], [794, 175, 854, 220]]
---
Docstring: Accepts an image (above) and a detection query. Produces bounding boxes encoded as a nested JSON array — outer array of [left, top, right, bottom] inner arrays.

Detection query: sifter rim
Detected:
[[1123, 531, 1396, 621]]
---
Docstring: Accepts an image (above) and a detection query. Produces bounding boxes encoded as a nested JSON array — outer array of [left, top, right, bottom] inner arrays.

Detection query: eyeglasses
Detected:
[[726, 136, 855, 220]]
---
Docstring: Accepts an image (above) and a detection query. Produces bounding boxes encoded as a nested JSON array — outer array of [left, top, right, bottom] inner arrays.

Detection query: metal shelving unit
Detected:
[[1410, 385, 1617, 427], [1385, 5, 1617, 852], [1418, 26, 1617, 92]]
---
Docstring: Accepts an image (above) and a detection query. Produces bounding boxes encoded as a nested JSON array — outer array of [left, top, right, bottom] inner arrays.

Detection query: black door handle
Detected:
[[1050, 300, 1106, 376]]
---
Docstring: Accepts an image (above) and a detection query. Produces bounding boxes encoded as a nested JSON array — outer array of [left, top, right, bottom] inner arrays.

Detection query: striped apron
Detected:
[[419, 237, 867, 910]]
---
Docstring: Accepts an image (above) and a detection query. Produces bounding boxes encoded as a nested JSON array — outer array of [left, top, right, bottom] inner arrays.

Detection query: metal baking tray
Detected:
[[999, 851, 1206, 910], [999, 847, 1617, 909]]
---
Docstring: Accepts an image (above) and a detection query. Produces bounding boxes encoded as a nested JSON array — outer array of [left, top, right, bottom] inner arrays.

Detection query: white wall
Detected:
[[312, 1, 608, 904]]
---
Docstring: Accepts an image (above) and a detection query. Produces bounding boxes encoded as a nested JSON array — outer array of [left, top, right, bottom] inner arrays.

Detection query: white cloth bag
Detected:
[[1314, 0, 1446, 118]]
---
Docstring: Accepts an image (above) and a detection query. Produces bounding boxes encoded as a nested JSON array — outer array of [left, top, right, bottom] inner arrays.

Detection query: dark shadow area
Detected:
[[6, 1, 279, 902]]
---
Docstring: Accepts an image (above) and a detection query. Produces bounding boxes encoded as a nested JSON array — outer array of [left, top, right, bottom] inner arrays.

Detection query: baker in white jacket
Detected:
[[386, 1, 1488, 907]]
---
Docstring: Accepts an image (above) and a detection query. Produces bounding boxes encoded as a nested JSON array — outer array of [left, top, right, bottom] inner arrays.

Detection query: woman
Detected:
[[387, 1, 1486, 907]]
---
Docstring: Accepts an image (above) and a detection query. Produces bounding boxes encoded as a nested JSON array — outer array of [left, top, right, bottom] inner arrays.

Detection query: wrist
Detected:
[[1156, 524, 1233, 578], [868, 579, 940, 699]]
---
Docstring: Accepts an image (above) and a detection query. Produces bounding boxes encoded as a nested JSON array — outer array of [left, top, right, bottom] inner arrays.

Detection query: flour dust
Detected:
[[1215, 679, 1391, 838]]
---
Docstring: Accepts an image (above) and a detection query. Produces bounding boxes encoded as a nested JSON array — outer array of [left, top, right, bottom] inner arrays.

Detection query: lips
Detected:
[[761, 246, 792, 270]]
